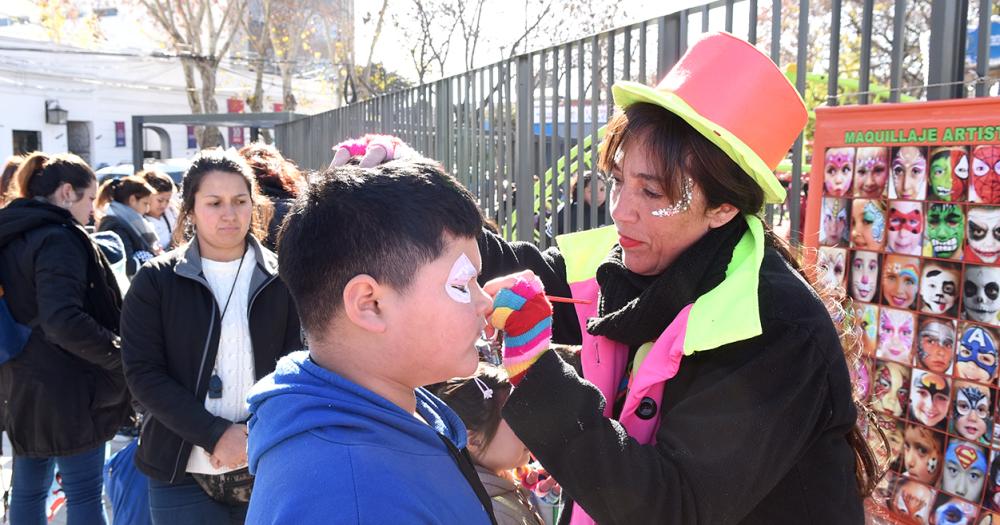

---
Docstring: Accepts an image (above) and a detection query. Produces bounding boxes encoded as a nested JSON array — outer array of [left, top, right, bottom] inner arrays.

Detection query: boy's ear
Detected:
[[342, 274, 388, 333]]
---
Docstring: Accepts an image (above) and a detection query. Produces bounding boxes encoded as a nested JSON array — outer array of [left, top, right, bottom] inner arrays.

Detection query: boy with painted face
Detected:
[[873, 360, 911, 418], [903, 424, 945, 485], [820, 197, 849, 247], [956, 324, 999, 384], [929, 147, 969, 202], [971, 145, 1000, 204], [878, 308, 917, 365], [965, 206, 1000, 264], [887, 201, 924, 255], [852, 199, 888, 250], [964, 266, 1000, 326], [952, 381, 993, 446], [850, 250, 881, 303], [824, 147, 854, 197], [932, 496, 977, 525], [942, 440, 988, 503], [855, 146, 890, 198], [882, 255, 920, 310], [917, 318, 956, 375], [891, 146, 928, 200], [909, 370, 950, 430], [925, 203, 965, 260], [920, 261, 960, 316]]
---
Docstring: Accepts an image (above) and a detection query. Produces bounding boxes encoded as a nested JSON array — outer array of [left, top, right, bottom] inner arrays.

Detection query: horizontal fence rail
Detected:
[[276, 0, 996, 247]]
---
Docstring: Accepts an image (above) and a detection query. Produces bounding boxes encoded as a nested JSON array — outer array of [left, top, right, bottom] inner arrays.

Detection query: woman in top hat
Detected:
[[475, 33, 878, 524]]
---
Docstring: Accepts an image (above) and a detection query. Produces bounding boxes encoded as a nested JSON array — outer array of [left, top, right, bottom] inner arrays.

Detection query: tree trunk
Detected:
[[197, 60, 223, 148]]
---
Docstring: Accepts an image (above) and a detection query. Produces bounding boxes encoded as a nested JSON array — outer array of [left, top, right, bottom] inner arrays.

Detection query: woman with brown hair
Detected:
[[95, 175, 161, 277], [120, 149, 299, 524], [473, 32, 878, 524], [0, 152, 130, 525], [141, 169, 179, 250], [238, 142, 305, 250], [0, 154, 25, 206]]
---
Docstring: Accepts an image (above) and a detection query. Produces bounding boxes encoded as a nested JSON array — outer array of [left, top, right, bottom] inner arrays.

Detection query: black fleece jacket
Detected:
[[477, 228, 863, 525]]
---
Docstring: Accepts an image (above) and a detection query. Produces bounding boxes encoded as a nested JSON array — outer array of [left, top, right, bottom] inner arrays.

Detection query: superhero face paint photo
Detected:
[[882, 255, 920, 310], [887, 201, 924, 256], [956, 323, 999, 384], [908, 370, 951, 429], [820, 197, 850, 247], [855, 146, 890, 198], [903, 424, 946, 485], [932, 496, 977, 525], [951, 381, 993, 446], [891, 146, 928, 200], [966, 206, 1000, 264], [942, 439, 988, 503], [964, 265, 1000, 326], [824, 147, 855, 197], [971, 146, 1000, 204], [919, 261, 960, 316], [929, 147, 969, 202], [926, 204, 965, 260], [851, 250, 881, 303], [877, 308, 917, 364], [852, 199, 888, 251], [873, 360, 911, 418], [917, 317, 956, 375], [818, 247, 847, 293]]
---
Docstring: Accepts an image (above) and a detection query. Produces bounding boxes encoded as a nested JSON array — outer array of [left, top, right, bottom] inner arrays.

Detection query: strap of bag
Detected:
[[437, 433, 499, 525]]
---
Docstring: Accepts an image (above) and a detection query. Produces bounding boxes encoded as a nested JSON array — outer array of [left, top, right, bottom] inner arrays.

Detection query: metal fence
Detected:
[[276, 0, 997, 247]]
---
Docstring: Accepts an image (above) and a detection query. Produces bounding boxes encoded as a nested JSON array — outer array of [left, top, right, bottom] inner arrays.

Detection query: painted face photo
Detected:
[[903, 424, 946, 485], [857, 304, 880, 355], [887, 201, 924, 255], [873, 360, 912, 417], [891, 146, 928, 200], [908, 370, 951, 429], [956, 323, 999, 384], [877, 308, 916, 364], [878, 416, 906, 472], [925, 203, 965, 260], [917, 317, 956, 375], [929, 147, 969, 202], [817, 247, 847, 293], [919, 261, 960, 316], [965, 206, 1000, 264], [892, 478, 935, 524], [971, 145, 1000, 204], [850, 250, 881, 303], [852, 357, 872, 400], [824, 147, 855, 197], [951, 381, 993, 446], [964, 265, 1000, 326], [855, 146, 890, 198], [987, 454, 1000, 513], [932, 495, 977, 525], [851, 199, 887, 251], [942, 439, 988, 503], [820, 197, 850, 247], [882, 255, 920, 310]]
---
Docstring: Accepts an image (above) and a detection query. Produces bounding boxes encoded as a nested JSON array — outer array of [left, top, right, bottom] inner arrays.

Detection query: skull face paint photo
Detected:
[[965, 206, 1000, 264], [852, 198, 888, 251], [891, 146, 928, 200], [919, 261, 960, 316], [971, 146, 1000, 204], [925, 203, 965, 260], [955, 323, 999, 384], [877, 308, 917, 364], [916, 317, 956, 375], [820, 197, 850, 247], [887, 200, 924, 256], [854, 146, 890, 198], [963, 265, 1000, 327], [824, 147, 855, 197], [882, 255, 920, 310], [873, 360, 912, 418]]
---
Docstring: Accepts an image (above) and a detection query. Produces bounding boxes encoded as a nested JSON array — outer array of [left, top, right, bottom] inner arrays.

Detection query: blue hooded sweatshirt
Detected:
[[246, 351, 493, 524]]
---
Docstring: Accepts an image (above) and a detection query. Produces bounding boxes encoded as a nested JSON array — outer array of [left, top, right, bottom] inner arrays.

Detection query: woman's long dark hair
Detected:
[[597, 102, 884, 497]]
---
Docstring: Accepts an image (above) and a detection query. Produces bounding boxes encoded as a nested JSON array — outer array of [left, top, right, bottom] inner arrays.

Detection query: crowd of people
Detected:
[[0, 32, 877, 525]]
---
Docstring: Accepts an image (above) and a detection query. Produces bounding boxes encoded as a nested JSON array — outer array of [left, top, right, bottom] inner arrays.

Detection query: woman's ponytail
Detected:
[[14, 153, 49, 199], [12, 152, 94, 200]]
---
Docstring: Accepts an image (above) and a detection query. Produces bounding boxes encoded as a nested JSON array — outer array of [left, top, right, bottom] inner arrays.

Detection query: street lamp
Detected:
[[45, 100, 67, 125]]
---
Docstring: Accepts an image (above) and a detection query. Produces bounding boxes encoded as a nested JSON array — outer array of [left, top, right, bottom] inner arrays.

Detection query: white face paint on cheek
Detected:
[[445, 253, 477, 303]]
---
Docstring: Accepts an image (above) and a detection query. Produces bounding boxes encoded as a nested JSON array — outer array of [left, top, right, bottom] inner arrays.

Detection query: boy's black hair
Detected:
[[278, 158, 484, 337]]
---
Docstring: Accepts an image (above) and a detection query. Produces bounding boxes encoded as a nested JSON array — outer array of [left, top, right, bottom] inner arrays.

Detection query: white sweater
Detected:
[[186, 248, 257, 475]]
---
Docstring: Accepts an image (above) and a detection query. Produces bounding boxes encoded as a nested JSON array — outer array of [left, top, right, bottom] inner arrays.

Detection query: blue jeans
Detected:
[[10, 445, 108, 525], [148, 475, 247, 525]]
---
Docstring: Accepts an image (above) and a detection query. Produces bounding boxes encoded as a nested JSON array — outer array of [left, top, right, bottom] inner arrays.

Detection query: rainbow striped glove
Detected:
[[490, 276, 553, 385]]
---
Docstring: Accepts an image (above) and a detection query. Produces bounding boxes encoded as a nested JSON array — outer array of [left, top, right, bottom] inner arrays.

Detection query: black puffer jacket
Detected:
[[0, 199, 131, 457], [97, 214, 156, 277], [121, 236, 302, 482], [260, 185, 295, 251]]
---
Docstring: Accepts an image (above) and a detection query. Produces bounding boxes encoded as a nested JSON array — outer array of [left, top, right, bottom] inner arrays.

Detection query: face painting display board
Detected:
[[804, 98, 1000, 524]]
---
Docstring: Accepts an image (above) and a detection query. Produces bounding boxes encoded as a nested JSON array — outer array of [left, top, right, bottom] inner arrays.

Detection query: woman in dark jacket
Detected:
[[121, 149, 301, 524], [547, 172, 610, 238], [239, 142, 305, 250], [0, 152, 130, 525], [474, 34, 879, 524], [95, 175, 161, 277]]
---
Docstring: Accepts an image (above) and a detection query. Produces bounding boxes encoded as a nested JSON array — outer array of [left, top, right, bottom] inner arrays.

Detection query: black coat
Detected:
[[478, 229, 863, 524], [120, 236, 302, 483], [97, 214, 156, 277], [0, 199, 131, 457], [260, 185, 295, 251]]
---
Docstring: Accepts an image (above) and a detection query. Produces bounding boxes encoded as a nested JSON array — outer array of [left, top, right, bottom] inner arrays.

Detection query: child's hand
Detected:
[[329, 134, 416, 168], [489, 273, 552, 385], [518, 465, 562, 497]]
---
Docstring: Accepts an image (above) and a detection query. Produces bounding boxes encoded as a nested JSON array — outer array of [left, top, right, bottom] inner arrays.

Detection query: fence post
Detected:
[[515, 54, 534, 243], [435, 79, 451, 171], [927, 0, 968, 100], [657, 13, 684, 80]]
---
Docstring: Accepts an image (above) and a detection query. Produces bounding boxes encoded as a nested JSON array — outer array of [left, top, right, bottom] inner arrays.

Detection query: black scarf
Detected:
[[586, 217, 748, 346]]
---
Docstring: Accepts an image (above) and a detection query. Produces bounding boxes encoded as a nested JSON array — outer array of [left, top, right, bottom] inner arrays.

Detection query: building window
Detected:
[[12, 130, 40, 155]]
